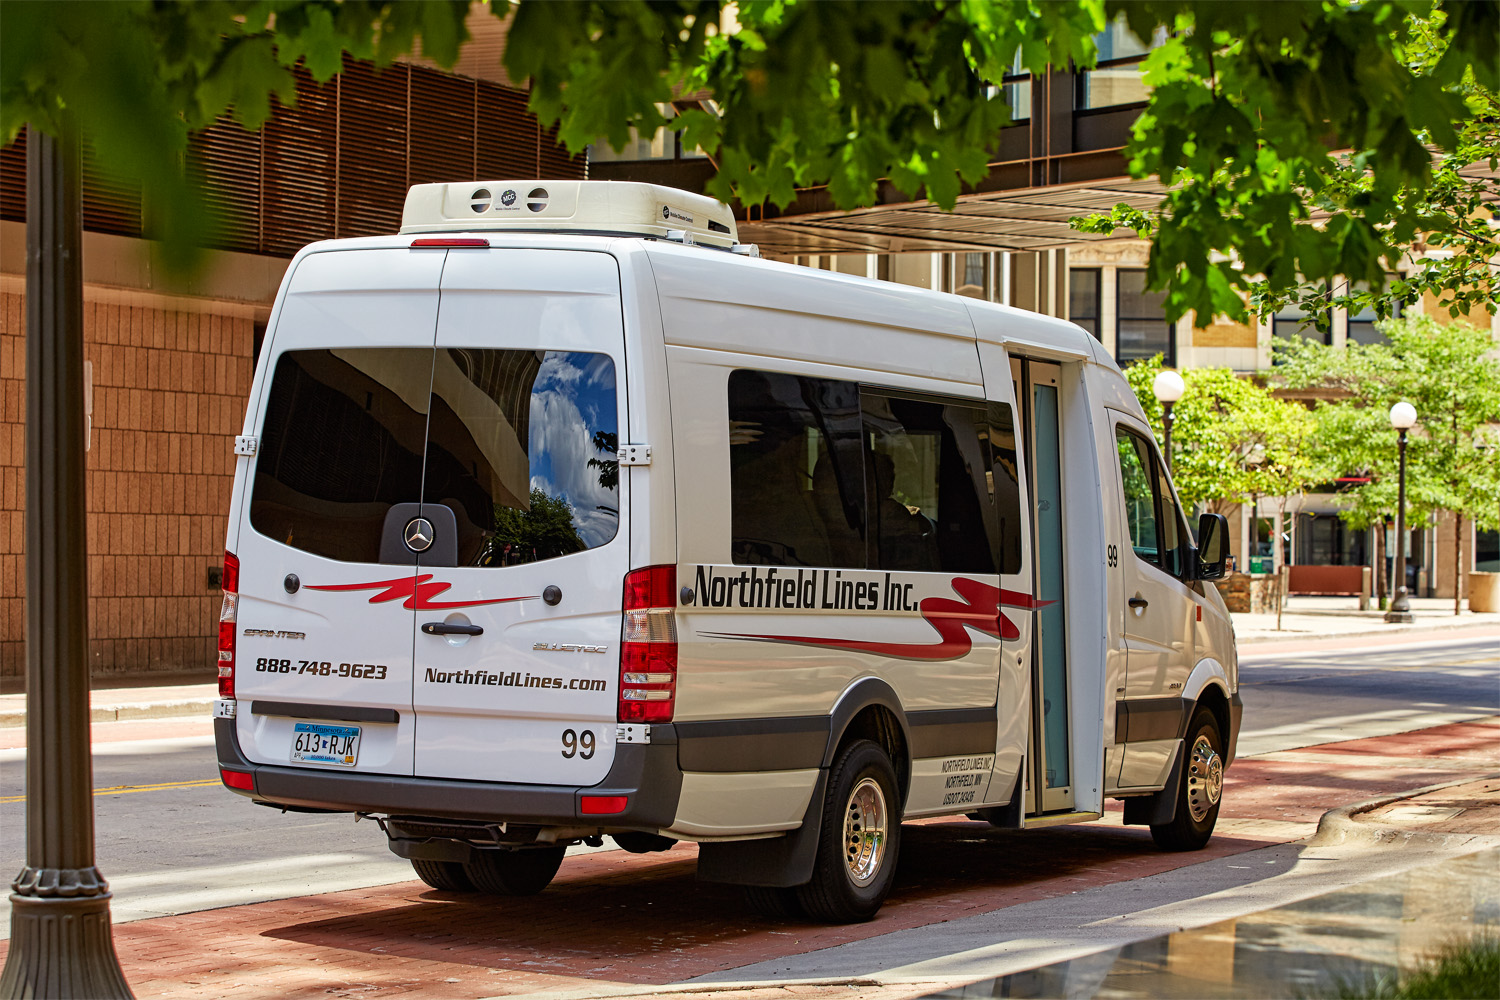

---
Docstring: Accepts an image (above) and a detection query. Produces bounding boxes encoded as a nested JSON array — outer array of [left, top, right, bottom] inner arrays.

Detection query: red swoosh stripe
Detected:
[[306, 574, 536, 611], [703, 578, 1049, 662]]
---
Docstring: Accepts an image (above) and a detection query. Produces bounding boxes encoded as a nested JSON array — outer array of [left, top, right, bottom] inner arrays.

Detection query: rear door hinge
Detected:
[[234, 435, 258, 457], [619, 444, 651, 466]]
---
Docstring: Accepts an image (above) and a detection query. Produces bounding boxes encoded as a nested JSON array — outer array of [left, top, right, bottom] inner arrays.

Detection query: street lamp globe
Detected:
[[1153, 370, 1186, 404], [1389, 401, 1417, 429]]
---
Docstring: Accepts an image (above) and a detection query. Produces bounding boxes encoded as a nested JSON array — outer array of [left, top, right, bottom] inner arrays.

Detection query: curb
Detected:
[[1308, 772, 1500, 848], [0, 698, 214, 729]]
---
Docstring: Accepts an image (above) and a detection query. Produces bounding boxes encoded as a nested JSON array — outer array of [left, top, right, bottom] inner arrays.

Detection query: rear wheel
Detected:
[[795, 739, 901, 923], [1151, 706, 1224, 851], [411, 858, 473, 892], [464, 846, 566, 896]]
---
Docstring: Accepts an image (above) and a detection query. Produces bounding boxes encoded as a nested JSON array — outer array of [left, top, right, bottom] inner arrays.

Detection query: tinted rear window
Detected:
[[250, 348, 619, 565], [250, 348, 432, 563], [426, 349, 619, 565]]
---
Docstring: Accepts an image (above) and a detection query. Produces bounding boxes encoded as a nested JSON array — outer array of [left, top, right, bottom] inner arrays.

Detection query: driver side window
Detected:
[[1115, 425, 1190, 578]]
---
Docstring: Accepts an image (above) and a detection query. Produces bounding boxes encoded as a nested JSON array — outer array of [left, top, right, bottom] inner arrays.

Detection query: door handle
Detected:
[[1128, 597, 1149, 609], [421, 622, 484, 636]]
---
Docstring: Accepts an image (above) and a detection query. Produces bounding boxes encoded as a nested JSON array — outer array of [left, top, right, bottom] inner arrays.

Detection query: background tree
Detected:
[[1125, 358, 1327, 627], [4, 0, 1493, 306], [1275, 316, 1500, 614]]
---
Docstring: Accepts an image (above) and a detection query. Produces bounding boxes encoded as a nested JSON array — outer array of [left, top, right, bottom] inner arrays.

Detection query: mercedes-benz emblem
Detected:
[[404, 517, 435, 553]]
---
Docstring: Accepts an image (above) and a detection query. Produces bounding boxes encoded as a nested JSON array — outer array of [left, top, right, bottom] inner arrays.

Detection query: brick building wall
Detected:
[[1, 283, 254, 679]]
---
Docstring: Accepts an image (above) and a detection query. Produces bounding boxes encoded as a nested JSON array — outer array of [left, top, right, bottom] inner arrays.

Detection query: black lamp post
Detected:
[[1385, 401, 1417, 625], [1153, 369, 1185, 472], [0, 123, 133, 997]]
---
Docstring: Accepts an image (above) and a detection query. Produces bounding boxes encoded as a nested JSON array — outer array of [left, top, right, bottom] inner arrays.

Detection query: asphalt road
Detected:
[[1235, 633, 1500, 757], [1, 632, 1496, 939]]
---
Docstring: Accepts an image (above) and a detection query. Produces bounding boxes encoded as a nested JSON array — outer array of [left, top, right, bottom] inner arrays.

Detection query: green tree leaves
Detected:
[[1122, 357, 1327, 516], [1274, 316, 1500, 535]]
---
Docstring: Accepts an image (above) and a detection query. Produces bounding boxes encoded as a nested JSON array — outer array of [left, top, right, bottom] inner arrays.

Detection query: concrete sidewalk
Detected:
[[1, 600, 1495, 727], [1232, 594, 1500, 643]]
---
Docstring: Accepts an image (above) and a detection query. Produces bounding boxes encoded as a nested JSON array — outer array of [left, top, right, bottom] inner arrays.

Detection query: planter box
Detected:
[[1213, 572, 1281, 614], [1470, 572, 1500, 613]]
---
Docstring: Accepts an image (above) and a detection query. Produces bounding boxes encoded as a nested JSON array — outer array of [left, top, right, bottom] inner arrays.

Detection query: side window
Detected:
[[728, 371, 865, 567], [1115, 424, 1193, 579], [1153, 453, 1189, 577], [424, 349, 620, 566], [862, 392, 995, 574], [1115, 427, 1160, 566], [251, 348, 434, 563], [984, 402, 1023, 575]]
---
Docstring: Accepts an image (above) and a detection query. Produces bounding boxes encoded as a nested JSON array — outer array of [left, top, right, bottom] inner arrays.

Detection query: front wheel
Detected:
[[1151, 706, 1224, 851], [464, 846, 566, 896], [796, 739, 901, 923]]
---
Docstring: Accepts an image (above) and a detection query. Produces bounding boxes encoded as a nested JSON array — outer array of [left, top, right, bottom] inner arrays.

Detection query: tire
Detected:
[[743, 885, 804, 919], [1151, 706, 1225, 851], [795, 739, 902, 923], [464, 846, 566, 896], [411, 858, 474, 892]]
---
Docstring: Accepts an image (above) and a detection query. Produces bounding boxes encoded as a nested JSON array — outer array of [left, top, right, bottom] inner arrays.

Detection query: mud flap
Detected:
[[695, 770, 828, 888], [1122, 740, 1183, 826], [967, 770, 1023, 829]]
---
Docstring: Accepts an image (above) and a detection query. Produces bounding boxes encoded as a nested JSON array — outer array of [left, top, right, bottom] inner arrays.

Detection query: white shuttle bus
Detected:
[[215, 180, 1241, 923]]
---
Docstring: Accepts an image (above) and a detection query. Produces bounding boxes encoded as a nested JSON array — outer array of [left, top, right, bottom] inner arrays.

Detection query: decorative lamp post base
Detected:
[[1385, 588, 1414, 624], [0, 893, 134, 998]]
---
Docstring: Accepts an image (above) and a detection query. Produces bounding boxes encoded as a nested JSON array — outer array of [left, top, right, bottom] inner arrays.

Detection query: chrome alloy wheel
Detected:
[[1185, 734, 1224, 823], [843, 776, 888, 887]]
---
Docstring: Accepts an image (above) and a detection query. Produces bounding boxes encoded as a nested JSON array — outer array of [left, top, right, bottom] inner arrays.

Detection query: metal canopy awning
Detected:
[[736, 175, 1170, 257]]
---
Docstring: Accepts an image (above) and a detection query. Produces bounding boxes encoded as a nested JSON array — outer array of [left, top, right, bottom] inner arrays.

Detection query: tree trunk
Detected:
[[1454, 512, 1463, 615]]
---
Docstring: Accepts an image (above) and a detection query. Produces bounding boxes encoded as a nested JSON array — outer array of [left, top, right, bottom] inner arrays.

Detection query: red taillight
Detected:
[[218, 551, 239, 698], [580, 795, 629, 815], [220, 768, 254, 791], [410, 237, 490, 248], [619, 565, 677, 723]]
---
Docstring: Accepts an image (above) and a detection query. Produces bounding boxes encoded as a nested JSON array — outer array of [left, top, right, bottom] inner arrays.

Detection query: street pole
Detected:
[[0, 123, 133, 998], [1386, 425, 1414, 625], [1162, 400, 1175, 474], [1152, 369, 1185, 475]]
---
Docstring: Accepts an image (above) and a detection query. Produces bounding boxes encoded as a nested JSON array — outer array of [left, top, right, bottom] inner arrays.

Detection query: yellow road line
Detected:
[[0, 777, 220, 804]]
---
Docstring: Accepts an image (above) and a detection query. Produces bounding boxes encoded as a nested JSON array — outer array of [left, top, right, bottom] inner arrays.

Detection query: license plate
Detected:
[[290, 722, 361, 767]]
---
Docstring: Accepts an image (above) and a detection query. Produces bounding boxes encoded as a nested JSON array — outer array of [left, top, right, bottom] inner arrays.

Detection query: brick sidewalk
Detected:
[[3, 718, 1493, 1000]]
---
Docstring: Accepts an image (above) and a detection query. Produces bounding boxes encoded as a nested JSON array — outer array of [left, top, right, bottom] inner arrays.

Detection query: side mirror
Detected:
[[1195, 512, 1230, 581]]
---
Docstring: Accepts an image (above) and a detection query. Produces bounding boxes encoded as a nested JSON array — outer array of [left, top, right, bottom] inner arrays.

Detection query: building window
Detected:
[[1069, 268, 1101, 339], [1076, 16, 1164, 110], [945, 252, 993, 298], [1116, 269, 1173, 365], [1478, 529, 1500, 574], [1273, 289, 1332, 361], [1346, 274, 1404, 346]]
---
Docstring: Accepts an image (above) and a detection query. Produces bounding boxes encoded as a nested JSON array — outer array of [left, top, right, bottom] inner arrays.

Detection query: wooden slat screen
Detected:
[[261, 65, 339, 257], [0, 60, 584, 258], [411, 68, 478, 186]]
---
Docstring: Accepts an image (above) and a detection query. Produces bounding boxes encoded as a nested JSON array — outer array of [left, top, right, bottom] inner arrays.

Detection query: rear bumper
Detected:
[[215, 717, 683, 830]]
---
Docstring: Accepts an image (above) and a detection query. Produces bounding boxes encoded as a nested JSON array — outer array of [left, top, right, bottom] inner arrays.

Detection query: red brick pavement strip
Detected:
[[6, 720, 1497, 999]]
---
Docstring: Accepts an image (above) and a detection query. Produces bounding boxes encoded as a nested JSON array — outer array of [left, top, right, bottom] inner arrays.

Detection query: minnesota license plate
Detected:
[[290, 722, 361, 767]]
